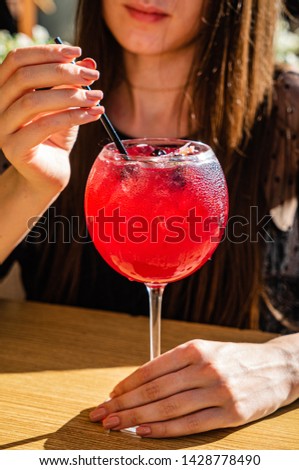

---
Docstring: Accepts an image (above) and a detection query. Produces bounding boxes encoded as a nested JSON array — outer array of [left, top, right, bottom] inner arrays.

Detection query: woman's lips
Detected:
[[125, 5, 169, 23]]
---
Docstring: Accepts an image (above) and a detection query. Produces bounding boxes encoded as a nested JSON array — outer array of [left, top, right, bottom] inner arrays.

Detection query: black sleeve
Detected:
[[260, 70, 299, 334], [0, 248, 18, 279], [261, 209, 299, 334]]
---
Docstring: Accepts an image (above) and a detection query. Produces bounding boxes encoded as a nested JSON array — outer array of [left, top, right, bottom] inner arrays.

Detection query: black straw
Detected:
[[54, 37, 129, 158]]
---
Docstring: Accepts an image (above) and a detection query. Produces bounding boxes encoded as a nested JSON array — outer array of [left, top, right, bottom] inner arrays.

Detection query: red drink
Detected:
[[85, 139, 228, 285]]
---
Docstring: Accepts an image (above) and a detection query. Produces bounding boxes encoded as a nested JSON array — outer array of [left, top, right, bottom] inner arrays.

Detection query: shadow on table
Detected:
[[42, 403, 298, 451], [0, 402, 297, 450], [43, 408, 228, 450]]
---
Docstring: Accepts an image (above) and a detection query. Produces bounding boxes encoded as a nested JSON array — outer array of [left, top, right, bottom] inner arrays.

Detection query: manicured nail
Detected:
[[103, 416, 120, 429], [85, 90, 103, 101], [62, 46, 82, 58], [136, 426, 152, 436], [89, 407, 108, 421], [86, 106, 105, 115], [81, 68, 100, 80]]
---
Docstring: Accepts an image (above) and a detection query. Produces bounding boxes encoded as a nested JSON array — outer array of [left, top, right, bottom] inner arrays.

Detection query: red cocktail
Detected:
[[85, 139, 228, 358]]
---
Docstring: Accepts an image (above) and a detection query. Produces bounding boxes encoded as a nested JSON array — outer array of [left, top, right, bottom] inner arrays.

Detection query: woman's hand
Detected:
[[0, 44, 104, 195], [89, 339, 297, 438]]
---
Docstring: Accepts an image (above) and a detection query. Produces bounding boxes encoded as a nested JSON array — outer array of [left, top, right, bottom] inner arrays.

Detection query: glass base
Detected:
[[120, 426, 141, 438]]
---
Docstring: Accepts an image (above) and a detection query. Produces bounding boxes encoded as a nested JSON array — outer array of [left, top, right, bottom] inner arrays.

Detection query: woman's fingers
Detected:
[[101, 387, 222, 432], [0, 45, 82, 86], [0, 48, 102, 145], [1, 88, 103, 137], [89, 340, 294, 439], [3, 106, 104, 162], [110, 342, 204, 398], [90, 363, 216, 422], [136, 407, 227, 438], [0, 62, 100, 113], [0, 46, 103, 190]]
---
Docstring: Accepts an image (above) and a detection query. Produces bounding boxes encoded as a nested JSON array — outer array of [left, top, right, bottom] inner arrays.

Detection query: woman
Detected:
[[0, 0, 298, 438]]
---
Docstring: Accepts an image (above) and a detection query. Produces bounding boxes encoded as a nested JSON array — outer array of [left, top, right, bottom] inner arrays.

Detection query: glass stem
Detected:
[[145, 284, 166, 360]]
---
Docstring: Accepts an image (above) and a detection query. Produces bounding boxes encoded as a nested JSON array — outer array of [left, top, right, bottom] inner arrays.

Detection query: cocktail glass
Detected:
[[85, 138, 228, 360]]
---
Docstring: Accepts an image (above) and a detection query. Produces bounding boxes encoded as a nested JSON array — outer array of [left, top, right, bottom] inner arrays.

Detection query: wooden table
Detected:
[[0, 299, 298, 450]]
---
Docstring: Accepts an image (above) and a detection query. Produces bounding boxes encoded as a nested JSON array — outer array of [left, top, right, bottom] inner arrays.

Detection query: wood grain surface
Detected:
[[0, 299, 298, 450]]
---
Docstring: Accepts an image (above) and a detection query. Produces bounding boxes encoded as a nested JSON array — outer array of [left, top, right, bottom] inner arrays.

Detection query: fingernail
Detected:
[[86, 106, 105, 115], [89, 407, 108, 421], [136, 426, 152, 436], [103, 416, 120, 429], [62, 46, 82, 58], [81, 68, 100, 80], [109, 391, 116, 399], [85, 90, 103, 101]]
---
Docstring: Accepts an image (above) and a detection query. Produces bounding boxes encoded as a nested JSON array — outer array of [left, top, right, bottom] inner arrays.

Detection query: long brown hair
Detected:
[[39, 0, 281, 328]]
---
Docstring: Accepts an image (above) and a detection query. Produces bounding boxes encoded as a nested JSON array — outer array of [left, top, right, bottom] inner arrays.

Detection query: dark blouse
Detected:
[[0, 69, 299, 334]]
